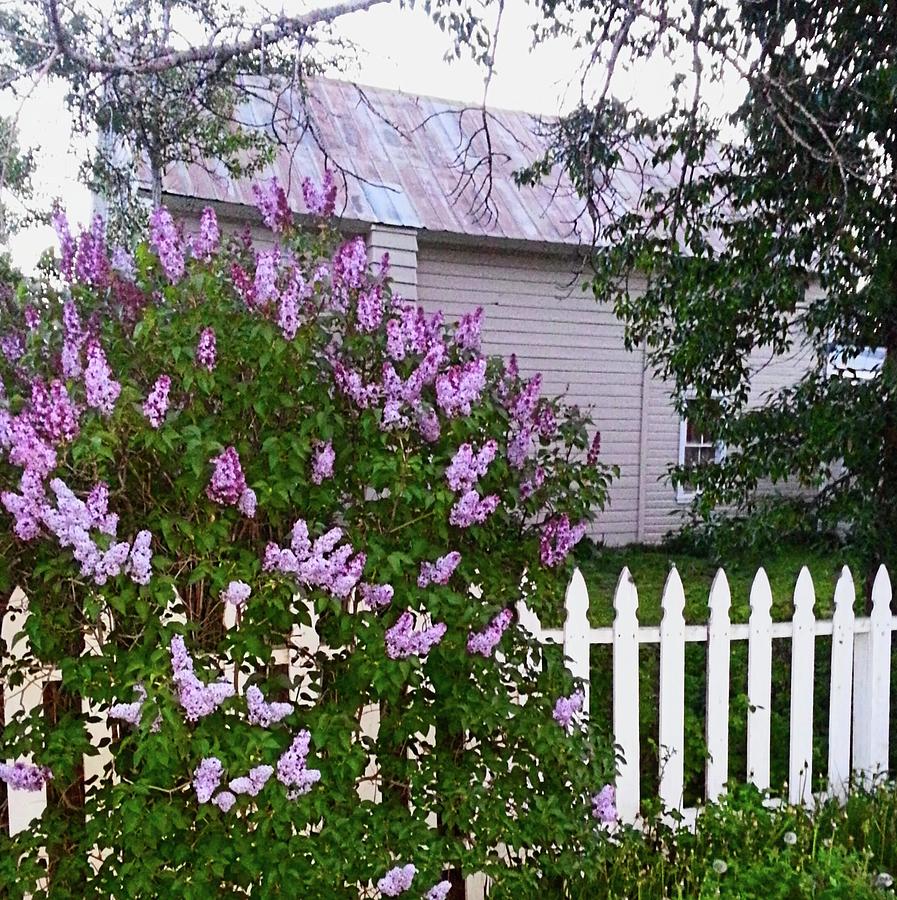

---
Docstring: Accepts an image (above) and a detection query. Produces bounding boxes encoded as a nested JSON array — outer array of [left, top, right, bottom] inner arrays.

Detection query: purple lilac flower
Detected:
[[206, 447, 247, 506], [467, 608, 514, 658], [5, 416, 57, 476], [587, 431, 602, 466], [170, 635, 235, 721], [229, 764, 274, 797], [86, 482, 118, 534], [1, 333, 23, 364], [61, 300, 86, 378], [0, 761, 52, 792], [378, 864, 416, 897], [191, 207, 220, 260], [276, 730, 321, 797], [126, 530, 153, 585], [592, 784, 618, 823], [425, 883, 452, 900], [238, 488, 257, 518], [311, 440, 335, 484], [385, 611, 447, 660], [331, 359, 382, 409], [253, 248, 280, 307], [264, 520, 366, 599], [212, 791, 236, 812], [196, 328, 217, 371], [29, 378, 80, 444], [436, 358, 487, 418], [359, 582, 394, 610], [511, 374, 542, 423], [149, 208, 185, 283], [535, 404, 557, 438], [330, 237, 368, 310], [108, 685, 147, 726], [193, 757, 224, 804], [418, 551, 461, 588], [507, 425, 534, 470], [445, 441, 497, 493], [278, 268, 307, 340], [540, 515, 588, 567], [302, 170, 336, 217], [222, 580, 251, 609], [1, 470, 46, 540], [84, 340, 121, 416], [519, 466, 545, 501], [52, 207, 75, 280], [111, 246, 136, 282], [252, 177, 293, 233], [23, 306, 40, 331], [73, 215, 110, 287], [449, 490, 500, 529], [246, 685, 293, 728], [142, 375, 171, 429], [553, 691, 584, 731], [356, 285, 383, 332], [454, 306, 483, 351], [232, 262, 256, 307], [416, 407, 441, 443]]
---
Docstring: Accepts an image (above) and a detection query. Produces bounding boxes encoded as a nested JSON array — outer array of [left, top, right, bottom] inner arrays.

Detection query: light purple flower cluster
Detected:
[[278, 268, 309, 340], [553, 691, 584, 731], [1, 333, 24, 365], [331, 237, 368, 309], [417, 551, 461, 588], [206, 447, 255, 518], [149, 208, 185, 283], [108, 685, 148, 727], [142, 375, 171, 428], [356, 285, 384, 332], [61, 300, 86, 378], [377, 864, 416, 896], [29, 379, 80, 444], [264, 520, 366, 599], [246, 685, 293, 728], [539, 515, 588, 567], [23, 305, 39, 331], [2, 415, 57, 477], [332, 359, 382, 410], [311, 440, 335, 484], [445, 440, 497, 492], [454, 306, 483, 351], [73, 215, 110, 287], [190, 207, 220, 260], [84, 340, 121, 416], [253, 248, 280, 308], [213, 791, 236, 812], [196, 327, 217, 371], [302, 170, 336, 217], [425, 882, 452, 900], [467, 608, 514, 658], [170, 635, 235, 721], [449, 490, 500, 529], [380, 345, 445, 432], [229, 764, 274, 797], [386, 301, 443, 362], [519, 466, 545, 501], [1, 470, 45, 540], [435, 357, 487, 418], [592, 784, 617, 823], [193, 757, 224, 803], [359, 582, 394, 610], [276, 730, 321, 798], [111, 246, 136, 282], [506, 373, 545, 469], [222, 580, 251, 609], [252, 177, 293, 233], [385, 611, 447, 660], [52, 207, 75, 280], [0, 761, 52, 792]]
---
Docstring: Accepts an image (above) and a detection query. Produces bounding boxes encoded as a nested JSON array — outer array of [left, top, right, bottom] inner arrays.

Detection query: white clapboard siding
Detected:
[[789, 568, 816, 805], [746, 568, 773, 790], [827, 567, 855, 799], [705, 570, 731, 803], [658, 566, 686, 814], [613, 568, 640, 822]]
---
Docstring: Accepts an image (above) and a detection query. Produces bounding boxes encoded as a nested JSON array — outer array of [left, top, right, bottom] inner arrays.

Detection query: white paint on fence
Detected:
[[658, 566, 685, 814], [789, 567, 816, 805], [705, 569, 731, 803], [612, 567, 640, 822], [827, 567, 855, 798], [746, 568, 773, 790], [563, 568, 591, 715]]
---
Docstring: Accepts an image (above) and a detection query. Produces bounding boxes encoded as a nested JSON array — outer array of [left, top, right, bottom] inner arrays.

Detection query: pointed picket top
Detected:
[[832, 566, 856, 621], [661, 566, 686, 624], [564, 567, 590, 621], [614, 567, 639, 620], [871, 565, 892, 621], [658, 565, 686, 815], [613, 567, 640, 823], [828, 566, 856, 798], [789, 566, 816, 806], [708, 568, 732, 624], [747, 568, 774, 790], [749, 568, 773, 625], [563, 567, 591, 714], [793, 566, 816, 621], [706, 568, 731, 802]]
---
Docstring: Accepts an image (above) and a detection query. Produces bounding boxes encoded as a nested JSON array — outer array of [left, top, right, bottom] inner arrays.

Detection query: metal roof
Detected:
[[160, 76, 670, 248]]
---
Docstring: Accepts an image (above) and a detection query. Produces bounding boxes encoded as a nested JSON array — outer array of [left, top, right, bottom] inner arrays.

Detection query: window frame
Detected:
[[676, 393, 726, 504]]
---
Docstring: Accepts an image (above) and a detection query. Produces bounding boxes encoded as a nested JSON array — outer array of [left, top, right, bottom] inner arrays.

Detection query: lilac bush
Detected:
[[0, 182, 615, 896]]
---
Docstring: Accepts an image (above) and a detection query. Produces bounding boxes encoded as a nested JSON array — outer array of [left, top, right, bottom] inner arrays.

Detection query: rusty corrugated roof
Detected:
[[160, 76, 670, 247]]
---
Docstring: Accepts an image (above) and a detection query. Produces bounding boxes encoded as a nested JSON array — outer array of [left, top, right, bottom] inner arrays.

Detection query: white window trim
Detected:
[[676, 393, 726, 504]]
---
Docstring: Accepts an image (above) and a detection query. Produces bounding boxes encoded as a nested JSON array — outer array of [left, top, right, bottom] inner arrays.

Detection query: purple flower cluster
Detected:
[[149, 208, 185, 283], [253, 248, 280, 308], [592, 784, 618, 823], [332, 359, 382, 410], [213, 791, 236, 812], [264, 520, 366, 599], [2, 414, 57, 477], [385, 611, 447, 660], [111, 246, 136, 282], [190, 207, 220, 260], [222, 580, 251, 609], [194, 757, 224, 804], [331, 237, 368, 308], [445, 440, 497, 492], [417, 551, 461, 588], [449, 490, 500, 529], [311, 440, 335, 484], [170, 635, 235, 721], [467, 608, 514, 658], [246, 685, 293, 728], [519, 466, 545, 501], [356, 285, 384, 332], [377, 864, 416, 896], [1, 333, 24, 365], [539, 515, 588, 567], [435, 358, 487, 418], [454, 306, 483, 351], [0, 761, 52, 792], [238, 488, 257, 518], [276, 730, 321, 797], [52, 207, 75, 280], [425, 882, 452, 900], [61, 300, 86, 378], [302, 170, 336, 217], [142, 375, 171, 428], [229, 764, 273, 797], [196, 328, 217, 371], [206, 447, 255, 517], [108, 685, 147, 727], [84, 340, 121, 416], [359, 582, 394, 610], [587, 430, 602, 466], [506, 373, 546, 469], [29, 379, 80, 444], [73, 215, 111, 287], [278, 268, 308, 340], [252, 177, 293, 233], [553, 691, 584, 731]]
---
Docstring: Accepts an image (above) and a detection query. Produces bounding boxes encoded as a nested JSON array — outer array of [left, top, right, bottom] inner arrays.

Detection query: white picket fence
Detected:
[[0, 562, 894, 894]]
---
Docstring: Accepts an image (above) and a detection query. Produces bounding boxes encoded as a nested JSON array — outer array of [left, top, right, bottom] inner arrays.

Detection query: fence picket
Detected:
[[563, 568, 590, 715], [827, 567, 855, 798], [746, 568, 773, 790], [613, 567, 640, 823], [705, 570, 731, 802], [789, 567, 816, 805], [658, 566, 685, 814]]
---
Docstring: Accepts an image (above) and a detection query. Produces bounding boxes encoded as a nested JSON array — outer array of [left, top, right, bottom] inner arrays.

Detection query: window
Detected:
[[677, 396, 724, 502]]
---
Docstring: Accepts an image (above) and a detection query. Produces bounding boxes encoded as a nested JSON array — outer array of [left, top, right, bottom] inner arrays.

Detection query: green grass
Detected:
[[572, 540, 866, 627]]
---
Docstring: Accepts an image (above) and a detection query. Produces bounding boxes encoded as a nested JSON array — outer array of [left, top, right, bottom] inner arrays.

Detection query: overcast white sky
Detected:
[[3, 0, 739, 269]]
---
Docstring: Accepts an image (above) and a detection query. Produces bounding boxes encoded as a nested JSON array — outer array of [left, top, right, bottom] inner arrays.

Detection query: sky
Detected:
[[2, 0, 740, 270]]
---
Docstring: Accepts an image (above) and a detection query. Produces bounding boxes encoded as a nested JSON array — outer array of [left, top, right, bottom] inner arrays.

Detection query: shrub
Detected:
[[0, 181, 615, 896]]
